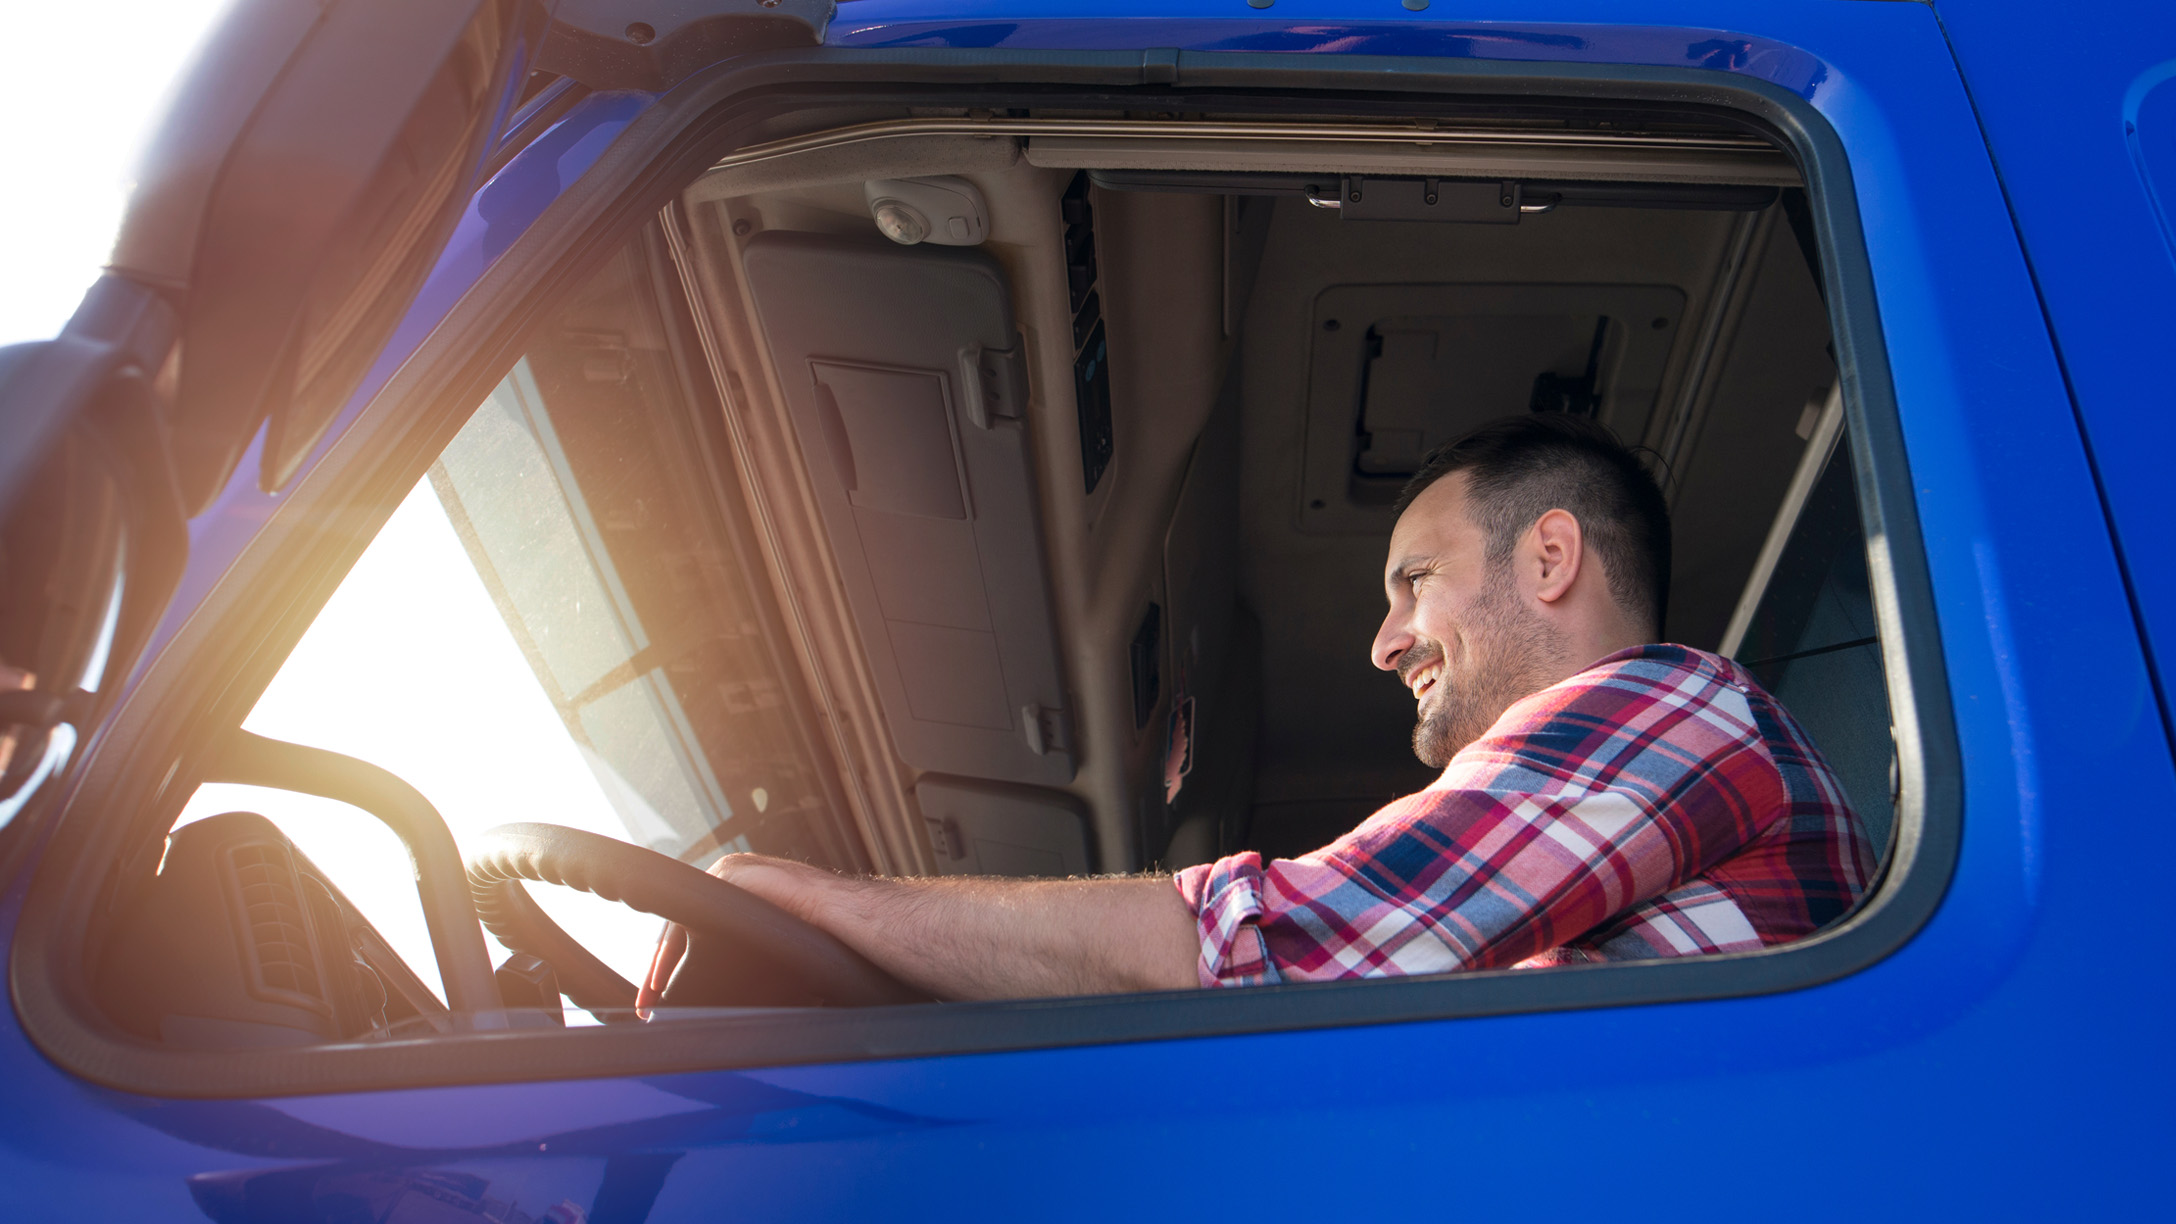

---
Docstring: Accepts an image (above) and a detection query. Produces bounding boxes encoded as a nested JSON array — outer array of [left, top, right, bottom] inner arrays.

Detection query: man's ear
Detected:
[[1529, 508, 1583, 605]]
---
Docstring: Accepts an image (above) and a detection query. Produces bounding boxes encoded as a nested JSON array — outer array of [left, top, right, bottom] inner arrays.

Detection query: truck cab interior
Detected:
[[50, 82, 1902, 1050]]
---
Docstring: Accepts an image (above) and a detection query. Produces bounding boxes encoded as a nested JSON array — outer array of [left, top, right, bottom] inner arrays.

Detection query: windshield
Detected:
[[172, 231, 859, 1014]]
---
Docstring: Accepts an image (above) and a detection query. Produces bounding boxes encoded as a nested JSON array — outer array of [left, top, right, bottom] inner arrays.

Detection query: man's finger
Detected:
[[635, 854, 778, 1016], [635, 921, 688, 1017]]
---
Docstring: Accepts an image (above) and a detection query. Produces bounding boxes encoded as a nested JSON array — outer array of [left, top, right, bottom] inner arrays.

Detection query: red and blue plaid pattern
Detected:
[[1173, 645, 1876, 985]]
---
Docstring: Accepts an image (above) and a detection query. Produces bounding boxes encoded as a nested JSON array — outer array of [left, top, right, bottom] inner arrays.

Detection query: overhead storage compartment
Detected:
[[743, 232, 1075, 787]]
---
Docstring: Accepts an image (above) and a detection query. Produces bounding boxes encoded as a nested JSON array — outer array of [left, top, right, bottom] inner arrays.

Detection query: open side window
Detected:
[[12, 52, 1955, 1096]]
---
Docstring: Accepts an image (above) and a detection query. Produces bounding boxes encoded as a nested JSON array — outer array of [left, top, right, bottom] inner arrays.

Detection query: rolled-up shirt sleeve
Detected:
[[1172, 854, 1278, 986]]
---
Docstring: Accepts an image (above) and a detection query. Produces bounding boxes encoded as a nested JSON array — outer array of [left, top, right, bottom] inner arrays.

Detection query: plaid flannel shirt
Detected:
[[1173, 644, 1875, 986]]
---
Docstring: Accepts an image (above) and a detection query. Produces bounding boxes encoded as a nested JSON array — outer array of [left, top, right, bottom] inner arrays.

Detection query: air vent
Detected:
[[224, 841, 331, 1014]]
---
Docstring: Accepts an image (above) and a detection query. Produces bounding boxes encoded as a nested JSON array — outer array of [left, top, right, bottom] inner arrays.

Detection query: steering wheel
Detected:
[[466, 823, 925, 1017]]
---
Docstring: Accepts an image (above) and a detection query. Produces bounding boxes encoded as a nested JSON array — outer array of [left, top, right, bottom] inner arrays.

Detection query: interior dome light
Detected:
[[864, 176, 989, 246], [871, 199, 930, 245]]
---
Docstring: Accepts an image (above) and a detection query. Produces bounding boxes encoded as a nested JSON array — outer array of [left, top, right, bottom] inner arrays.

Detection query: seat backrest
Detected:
[[1731, 436, 1896, 860]]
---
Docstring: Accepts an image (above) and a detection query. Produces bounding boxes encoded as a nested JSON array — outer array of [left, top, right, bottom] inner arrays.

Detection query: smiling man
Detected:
[[641, 414, 1875, 1004]]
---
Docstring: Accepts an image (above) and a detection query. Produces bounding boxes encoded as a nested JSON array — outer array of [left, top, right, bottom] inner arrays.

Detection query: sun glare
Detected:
[[174, 481, 669, 1007]]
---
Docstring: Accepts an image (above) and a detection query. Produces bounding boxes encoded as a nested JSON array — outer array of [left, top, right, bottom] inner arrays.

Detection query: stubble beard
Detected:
[[1406, 564, 1568, 769]]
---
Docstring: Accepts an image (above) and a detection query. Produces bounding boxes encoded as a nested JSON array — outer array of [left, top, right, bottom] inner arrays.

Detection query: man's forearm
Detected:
[[716, 858, 1202, 1001]]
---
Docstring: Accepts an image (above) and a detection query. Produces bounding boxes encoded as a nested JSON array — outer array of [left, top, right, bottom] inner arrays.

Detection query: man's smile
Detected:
[[1399, 644, 1444, 703]]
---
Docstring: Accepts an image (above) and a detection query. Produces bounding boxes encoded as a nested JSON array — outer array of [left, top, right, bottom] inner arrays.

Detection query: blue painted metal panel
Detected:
[[1933, 0, 2176, 739], [2129, 66, 2176, 260], [5, 2, 2168, 1217]]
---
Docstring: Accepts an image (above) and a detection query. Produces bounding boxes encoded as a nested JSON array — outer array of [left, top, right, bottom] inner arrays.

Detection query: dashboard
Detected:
[[98, 810, 457, 1047]]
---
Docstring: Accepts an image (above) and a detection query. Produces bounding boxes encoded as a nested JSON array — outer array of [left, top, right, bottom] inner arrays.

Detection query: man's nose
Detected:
[[1372, 612, 1411, 673]]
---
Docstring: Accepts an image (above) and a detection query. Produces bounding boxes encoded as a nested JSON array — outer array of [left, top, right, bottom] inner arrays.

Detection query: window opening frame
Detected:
[[11, 48, 1959, 1098]]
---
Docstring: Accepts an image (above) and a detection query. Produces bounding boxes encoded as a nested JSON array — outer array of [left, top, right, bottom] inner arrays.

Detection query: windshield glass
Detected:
[[173, 230, 858, 1015]]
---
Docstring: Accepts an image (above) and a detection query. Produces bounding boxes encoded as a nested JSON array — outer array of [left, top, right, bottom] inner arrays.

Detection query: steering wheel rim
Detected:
[[467, 823, 924, 1015]]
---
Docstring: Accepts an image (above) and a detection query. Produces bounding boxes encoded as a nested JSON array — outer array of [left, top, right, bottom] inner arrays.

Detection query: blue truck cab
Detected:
[[1, 0, 2172, 1217]]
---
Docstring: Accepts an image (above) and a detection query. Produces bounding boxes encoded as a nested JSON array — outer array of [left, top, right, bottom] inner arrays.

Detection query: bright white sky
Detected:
[[0, 0, 234, 345], [176, 481, 670, 1006], [2, 0, 667, 1009]]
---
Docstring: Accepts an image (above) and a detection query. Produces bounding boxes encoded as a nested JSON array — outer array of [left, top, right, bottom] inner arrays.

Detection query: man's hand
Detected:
[[636, 853, 1201, 1011], [637, 854, 836, 1014]]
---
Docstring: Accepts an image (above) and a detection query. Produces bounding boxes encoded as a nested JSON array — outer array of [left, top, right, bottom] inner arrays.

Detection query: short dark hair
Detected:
[[1394, 414, 1672, 635]]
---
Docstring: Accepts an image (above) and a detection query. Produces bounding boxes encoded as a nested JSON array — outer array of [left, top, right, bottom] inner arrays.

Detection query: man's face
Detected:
[[1372, 474, 1568, 769]]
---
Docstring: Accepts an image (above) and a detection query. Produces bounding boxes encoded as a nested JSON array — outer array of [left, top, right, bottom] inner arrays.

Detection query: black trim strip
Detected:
[[12, 45, 1959, 1098]]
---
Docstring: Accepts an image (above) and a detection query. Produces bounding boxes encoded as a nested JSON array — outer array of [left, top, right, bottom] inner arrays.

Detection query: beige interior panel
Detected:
[[1026, 135, 1801, 185], [674, 114, 1830, 874]]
